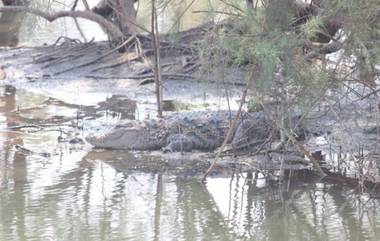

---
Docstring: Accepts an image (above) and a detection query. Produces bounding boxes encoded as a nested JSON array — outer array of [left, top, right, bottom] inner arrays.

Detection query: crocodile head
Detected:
[[86, 125, 168, 150]]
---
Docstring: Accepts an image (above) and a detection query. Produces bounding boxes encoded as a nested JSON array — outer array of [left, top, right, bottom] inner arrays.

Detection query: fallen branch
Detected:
[[54, 35, 136, 75], [91, 54, 141, 72], [305, 42, 342, 60], [86, 73, 195, 80], [361, 88, 380, 100], [15, 144, 51, 157]]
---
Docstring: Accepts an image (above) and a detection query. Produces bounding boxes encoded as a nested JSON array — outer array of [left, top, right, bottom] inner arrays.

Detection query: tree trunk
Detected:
[[93, 0, 136, 35], [0, 0, 29, 46]]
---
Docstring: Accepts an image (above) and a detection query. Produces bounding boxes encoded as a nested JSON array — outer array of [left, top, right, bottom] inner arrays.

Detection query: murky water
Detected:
[[0, 85, 380, 241], [1, 1, 380, 240]]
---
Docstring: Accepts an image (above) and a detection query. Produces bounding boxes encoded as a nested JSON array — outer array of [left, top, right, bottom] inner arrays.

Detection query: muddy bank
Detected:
[[0, 42, 380, 188], [0, 81, 370, 182], [0, 83, 311, 178], [0, 41, 247, 120]]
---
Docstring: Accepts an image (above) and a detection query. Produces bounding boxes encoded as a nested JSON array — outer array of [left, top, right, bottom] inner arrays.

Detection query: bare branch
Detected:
[[0, 6, 124, 40]]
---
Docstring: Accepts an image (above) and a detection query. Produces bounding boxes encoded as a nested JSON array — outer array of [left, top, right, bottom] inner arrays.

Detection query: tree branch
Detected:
[[0, 6, 124, 40]]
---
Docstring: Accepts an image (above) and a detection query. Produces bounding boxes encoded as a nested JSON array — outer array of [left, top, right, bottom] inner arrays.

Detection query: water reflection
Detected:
[[0, 86, 27, 241], [0, 86, 380, 240]]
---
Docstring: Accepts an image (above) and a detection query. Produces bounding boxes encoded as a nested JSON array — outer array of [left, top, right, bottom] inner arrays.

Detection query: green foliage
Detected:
[[198, 0, 380, 114], [320, 0, 380, 60], [372, 47, 380, 64], [264, 0, 295, 31], [201, 2, 325, 106], [301, 16, 323, 40]]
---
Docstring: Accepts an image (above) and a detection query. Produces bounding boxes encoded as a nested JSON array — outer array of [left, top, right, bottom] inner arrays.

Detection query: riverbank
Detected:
[[1, 41, 380, 241], [1, 40, 380, 187]]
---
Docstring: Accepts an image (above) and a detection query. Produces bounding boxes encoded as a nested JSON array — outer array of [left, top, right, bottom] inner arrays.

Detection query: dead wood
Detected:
[[85, 73, 196, 81], [90, 54, 141, 72], [53, 35, 135, 75]]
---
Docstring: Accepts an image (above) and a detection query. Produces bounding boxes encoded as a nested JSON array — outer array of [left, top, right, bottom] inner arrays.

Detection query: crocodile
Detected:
[[85, 110, 276, 152]]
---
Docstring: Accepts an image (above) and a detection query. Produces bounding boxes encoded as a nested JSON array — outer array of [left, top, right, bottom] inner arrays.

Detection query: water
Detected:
[[0, 85, 379, 241], [2, 2, 380, 239]]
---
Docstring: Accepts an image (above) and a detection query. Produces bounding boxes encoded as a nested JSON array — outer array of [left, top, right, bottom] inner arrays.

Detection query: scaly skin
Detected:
[[86, 111, 272, 152]]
